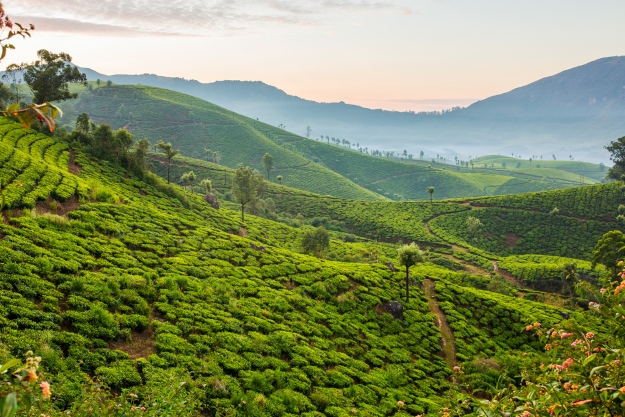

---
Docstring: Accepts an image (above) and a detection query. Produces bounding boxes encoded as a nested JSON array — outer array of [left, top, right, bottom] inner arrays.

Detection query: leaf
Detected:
[[0, 359, 20, 374], [0, 392, 18, 417], [6, 104, 19, 113], [589, 365, 605, 376], [582, 353, 596, 366]]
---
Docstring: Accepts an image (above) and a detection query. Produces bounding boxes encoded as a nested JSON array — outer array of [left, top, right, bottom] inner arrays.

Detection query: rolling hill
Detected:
[[77, 57, 625, 163], [62, 83, 605, 201]]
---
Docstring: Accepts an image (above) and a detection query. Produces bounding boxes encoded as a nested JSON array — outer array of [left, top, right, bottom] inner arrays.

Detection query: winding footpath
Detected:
[[423, 278, 457, 368]]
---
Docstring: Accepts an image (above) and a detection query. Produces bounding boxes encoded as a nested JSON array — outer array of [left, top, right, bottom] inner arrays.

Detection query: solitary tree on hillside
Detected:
[[427, 186, 435, 203], [262, 153, 274, 180], [232, 165, 266, 223], [179, 171, 196, 191], [200, 179, 212, 195], [157, 141, 179, 184], [276, 175, 283, 185], [305, 126, 312, 138], [397, 242, 425, 302], [204, 148, 211, 161], [301, 226, 330, 258], [21, 49, 87, 104], [466, 216, 482, 240]]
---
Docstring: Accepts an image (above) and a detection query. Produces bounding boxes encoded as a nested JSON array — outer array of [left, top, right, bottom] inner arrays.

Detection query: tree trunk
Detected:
[[405, 265, 410, 303], [241, 203, 245, 223], [167, 159, 171, 184]]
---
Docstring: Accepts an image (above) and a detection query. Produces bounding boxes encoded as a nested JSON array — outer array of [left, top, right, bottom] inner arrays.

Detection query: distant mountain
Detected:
[[79, 57, 625, 163]]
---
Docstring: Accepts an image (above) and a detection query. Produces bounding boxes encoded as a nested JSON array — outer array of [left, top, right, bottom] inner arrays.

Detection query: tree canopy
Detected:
[[301, 226, 330, 258], [397, 242, 425, 302], [20, 49, 86, 104], [232, 165, 266, 222], [605, 136, 625, 180], [591, 230, 625, 281]]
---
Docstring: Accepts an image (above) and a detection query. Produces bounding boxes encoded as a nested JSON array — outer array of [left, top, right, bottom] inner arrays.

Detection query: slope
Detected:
[[0, 116, 594, 415], [63, 83, 603, 201], [70, 85, 385, 201]]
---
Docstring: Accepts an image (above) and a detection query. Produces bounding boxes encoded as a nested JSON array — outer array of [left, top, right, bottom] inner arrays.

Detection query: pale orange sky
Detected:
[[4, 0, 625, 112]]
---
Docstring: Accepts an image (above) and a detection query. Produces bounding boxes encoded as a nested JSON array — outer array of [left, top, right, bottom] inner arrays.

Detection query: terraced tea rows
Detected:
[[0, 119, 88, 209]]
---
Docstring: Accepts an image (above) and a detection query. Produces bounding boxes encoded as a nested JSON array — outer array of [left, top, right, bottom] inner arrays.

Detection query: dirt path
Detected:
[[423, 279, 456, 368]]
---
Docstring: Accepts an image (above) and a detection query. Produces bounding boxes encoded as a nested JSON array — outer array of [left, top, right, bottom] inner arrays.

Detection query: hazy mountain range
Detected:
[[76, 57, 625, 163]]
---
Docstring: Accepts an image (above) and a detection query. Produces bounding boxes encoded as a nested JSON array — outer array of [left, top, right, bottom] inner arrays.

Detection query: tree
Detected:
[[204, 148, 211, 161], [114, 129, 135, 160], [179, 171, 196, 191], [157, 141, 179, 184], [397, 243, 424, 302], [262, 152, 274, 180], [200, 179, 212, 195], [591, 230, 625, 281], [75, 112, 91, 134], [301, 227, 330, 258], [106, 80, 112, 87], [21, 49, 87, 104], [276, 175, 283, 185], [232, 165, 266, 222], [605, 136, 625, 179], [427, 186, 435, 203], [305, 126, 311, 138], [466, 216, 482, 239]]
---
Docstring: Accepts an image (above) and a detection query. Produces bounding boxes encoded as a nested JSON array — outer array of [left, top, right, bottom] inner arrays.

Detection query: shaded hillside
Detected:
[[77, 58, 625, 162]]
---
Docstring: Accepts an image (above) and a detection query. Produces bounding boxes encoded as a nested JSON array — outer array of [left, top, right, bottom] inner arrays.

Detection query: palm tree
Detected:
[[397, 243, 425, 302], [157, 141, 179, 184], [427, 186, 435, 203]]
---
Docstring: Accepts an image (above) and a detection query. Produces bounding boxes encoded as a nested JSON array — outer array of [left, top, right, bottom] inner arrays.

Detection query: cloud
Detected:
[[5, 0, 413, 36]]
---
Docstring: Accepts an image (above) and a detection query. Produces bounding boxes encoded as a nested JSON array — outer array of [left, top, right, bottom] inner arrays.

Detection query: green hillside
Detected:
[[0, 114, 617, 416], [69, 85, 384, 201], [60, 83, 606, 202], [474, 155, 606, 182]]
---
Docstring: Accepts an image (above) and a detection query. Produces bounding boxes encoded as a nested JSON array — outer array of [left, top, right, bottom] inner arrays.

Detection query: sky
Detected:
[[3, 0, 625, 112]]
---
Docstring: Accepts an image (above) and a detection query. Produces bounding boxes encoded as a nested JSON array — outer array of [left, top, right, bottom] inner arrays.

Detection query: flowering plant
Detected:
[[0, 351, 52, 417], [457, 262, 625, 416]]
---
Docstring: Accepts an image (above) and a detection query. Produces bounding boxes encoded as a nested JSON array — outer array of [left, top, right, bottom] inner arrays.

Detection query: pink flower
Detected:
[[397, 401, 405, 407], [351, 409, 357, 414], [560, 332, 573, 339], [586, 332, 595, 339], [600, 288, 606, 293], [40, 381, 50, 399], [453, 366, 461, 371], [525, 324, 533, 331]]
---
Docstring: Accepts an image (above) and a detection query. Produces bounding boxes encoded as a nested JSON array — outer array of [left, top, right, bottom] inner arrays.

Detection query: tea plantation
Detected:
[[64, 83, 600, 201], [0, 115, 619, 416]]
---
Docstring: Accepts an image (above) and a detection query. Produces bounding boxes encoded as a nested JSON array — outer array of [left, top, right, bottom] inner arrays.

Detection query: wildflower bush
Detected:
[[452, 264, 625, 416]]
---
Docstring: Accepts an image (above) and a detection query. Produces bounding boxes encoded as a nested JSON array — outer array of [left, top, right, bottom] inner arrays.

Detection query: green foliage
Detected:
[[454, 270, 625, 416], [591, 230, 625, 281], [232, 165, 266, 222], [22, 49, 87, 104], [301, 226, 330, 257]]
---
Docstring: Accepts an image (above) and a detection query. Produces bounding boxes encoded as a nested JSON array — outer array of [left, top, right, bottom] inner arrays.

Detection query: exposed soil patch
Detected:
[[239, 226, 248, 237], [423, 279, 457, 368], [68, 150, 81, 175], [505, 233, 520, 248], [108, 327, 156, 360], [35, 195, 80, 216]]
